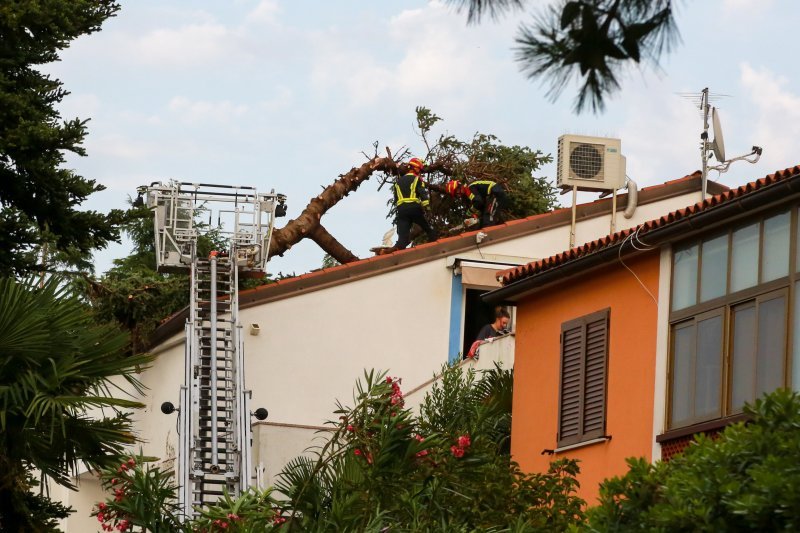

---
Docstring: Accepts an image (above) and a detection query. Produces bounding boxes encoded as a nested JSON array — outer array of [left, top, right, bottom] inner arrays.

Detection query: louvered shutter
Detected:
[[582, 316, 608, 439], [558, 310, 609, 447], [558, 324, 584, 444]]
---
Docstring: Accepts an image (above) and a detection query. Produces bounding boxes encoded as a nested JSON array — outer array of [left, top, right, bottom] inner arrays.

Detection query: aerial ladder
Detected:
[[139, 181, 286, 519]]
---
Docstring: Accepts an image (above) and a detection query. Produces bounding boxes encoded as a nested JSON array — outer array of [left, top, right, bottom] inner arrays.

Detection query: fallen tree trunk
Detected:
[[308, 224, 359, 264], [267, 157, 454, 264]]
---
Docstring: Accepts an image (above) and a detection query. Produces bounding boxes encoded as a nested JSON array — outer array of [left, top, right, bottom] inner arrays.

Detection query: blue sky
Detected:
[[48, 0, 799, 276]]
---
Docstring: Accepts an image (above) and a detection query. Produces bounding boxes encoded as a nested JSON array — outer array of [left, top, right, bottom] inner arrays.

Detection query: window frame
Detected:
[[666, 207, 797, 431], [557, 308, 610, 448]]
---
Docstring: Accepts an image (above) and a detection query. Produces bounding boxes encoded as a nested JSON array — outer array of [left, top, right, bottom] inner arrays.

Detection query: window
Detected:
[[668, 210, 794, 430], [558, 309, 609, 447]]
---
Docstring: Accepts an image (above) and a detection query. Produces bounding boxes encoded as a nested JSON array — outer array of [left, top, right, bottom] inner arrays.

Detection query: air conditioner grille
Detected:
[[569, 142, 604, 181]]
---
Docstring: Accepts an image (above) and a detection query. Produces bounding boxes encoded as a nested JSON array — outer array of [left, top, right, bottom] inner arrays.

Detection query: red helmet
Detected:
[[407, 158, 425, 174], [445, 180, 462, 197]]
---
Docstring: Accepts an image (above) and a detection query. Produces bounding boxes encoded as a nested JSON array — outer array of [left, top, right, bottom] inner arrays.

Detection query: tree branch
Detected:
[[308, 224, 360, 264]]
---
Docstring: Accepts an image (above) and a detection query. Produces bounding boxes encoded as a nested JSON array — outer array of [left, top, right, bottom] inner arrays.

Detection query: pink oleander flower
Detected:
[[227, 513, 240, 521], [450, 445, 465, 458], [354, 449, 362, 456], [457, 434, 471, 449], [346, 424, 355, 432]]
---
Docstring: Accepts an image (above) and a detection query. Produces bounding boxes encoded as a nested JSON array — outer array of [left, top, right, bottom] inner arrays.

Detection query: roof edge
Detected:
[[486, 167, 800, 304]]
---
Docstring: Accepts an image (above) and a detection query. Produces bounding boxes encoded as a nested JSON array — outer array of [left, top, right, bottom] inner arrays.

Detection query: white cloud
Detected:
[[168, 96, 249, 124], [740, 63, 800, 171], [246, 0, 281, 25], [618, 81, 701, 185], [309, 1, 501, 109], [723, 0, 774, 13], [87, 134, 159, 160], [58, 93, 101, 119], [128, 22, 237, 67]]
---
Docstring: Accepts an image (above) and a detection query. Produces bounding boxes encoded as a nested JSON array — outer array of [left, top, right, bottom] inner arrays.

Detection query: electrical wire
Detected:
[[618, 229, 658, 305]]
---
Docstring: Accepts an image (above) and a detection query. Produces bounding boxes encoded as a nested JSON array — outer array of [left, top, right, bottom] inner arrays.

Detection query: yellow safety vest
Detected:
[[395, 175, 429, 207]]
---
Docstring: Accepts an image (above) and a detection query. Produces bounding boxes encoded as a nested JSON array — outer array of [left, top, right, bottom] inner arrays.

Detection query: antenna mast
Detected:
[[696, 87, 763, 200], [700, 88, 711, 201]]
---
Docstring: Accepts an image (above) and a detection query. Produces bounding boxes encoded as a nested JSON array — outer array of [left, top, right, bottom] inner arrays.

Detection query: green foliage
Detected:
[[516, 0, 677, 112], [391, 106, 555, 239], [321, 254, 341, 269], [446, 0, 678, 113], [189, 488, 283, 532], [93, 455, 284, 532], [0, 276, 153, 530], [274, 366, 585, 531], [586, 389, 800, 532], [93, 454, 182, 532], [419, 363, 513, 454], [0, 0, 125, 276]]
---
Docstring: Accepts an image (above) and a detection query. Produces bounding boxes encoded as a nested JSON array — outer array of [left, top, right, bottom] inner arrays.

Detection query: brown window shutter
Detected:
[[558, 324, 584, 446], [582, 315, 609, 439], [558, 310, 609, 448]]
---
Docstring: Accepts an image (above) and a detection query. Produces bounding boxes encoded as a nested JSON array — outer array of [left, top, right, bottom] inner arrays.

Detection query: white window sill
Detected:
[[554, 436, 611, 454]]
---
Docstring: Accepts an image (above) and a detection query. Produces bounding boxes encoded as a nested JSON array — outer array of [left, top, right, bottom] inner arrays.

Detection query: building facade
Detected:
[[488, 165, 800, 502], [58, 173, 714, 530]]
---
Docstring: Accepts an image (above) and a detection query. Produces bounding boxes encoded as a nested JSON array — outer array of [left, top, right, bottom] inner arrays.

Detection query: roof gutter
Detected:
[[485, 173, 800, 305]]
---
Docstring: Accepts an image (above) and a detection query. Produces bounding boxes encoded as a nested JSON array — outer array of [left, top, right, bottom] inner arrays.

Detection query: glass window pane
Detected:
[[794, 282, 800, 391], [671, 324, 694, 427], [700, 234, 728, 302], [695, 315, 722, 419], [757, 296, 786, 397], [673, 243, 698, 310], [731, 223, 760, 292], [731, 305, 756, 412], [762, 212, 790, 282]]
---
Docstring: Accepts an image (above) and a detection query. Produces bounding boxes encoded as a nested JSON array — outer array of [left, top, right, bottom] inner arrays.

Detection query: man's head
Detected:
[[493, 307, 510, 330], [407, 158, 425, 176]]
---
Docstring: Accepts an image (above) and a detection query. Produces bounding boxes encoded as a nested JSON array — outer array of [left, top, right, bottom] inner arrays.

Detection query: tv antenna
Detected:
[[692, 88, 763, 200]]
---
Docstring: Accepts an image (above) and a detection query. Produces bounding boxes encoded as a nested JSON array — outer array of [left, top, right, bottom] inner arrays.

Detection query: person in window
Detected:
[[467, 308, 511, 358], [477, 307, 511, 341]]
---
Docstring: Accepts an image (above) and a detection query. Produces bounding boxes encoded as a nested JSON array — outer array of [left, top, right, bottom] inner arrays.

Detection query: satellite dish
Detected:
[[711, 107, 726, 162]]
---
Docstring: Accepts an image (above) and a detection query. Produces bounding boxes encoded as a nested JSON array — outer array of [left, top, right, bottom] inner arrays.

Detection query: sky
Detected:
[[47, 0, 800, 276]]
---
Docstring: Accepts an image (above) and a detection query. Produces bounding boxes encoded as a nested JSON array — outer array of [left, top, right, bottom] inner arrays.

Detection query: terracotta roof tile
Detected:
[[241, 171, 715, 297], [500, 165, 800, 285]]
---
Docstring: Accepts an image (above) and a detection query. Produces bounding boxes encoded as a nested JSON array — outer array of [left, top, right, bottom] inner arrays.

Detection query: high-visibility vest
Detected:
[[467, 180, 500, 204], [395, 174, 429, 207]]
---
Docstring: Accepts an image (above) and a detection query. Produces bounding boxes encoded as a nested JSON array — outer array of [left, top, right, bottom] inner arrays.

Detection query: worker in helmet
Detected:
[[445, 179, 509, 228], [393, 158, 437, 249]]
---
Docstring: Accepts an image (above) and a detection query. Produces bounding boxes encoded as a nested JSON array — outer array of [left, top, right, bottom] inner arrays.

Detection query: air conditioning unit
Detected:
[[557, 134, 626, 192]]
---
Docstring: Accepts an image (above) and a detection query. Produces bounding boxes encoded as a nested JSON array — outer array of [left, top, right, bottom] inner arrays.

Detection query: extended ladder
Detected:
[[142, 181, 286, 518]]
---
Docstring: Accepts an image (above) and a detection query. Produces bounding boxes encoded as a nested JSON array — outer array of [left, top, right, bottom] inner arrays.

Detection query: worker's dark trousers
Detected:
[[395, 204, 436, 249], [480, 188, 509, 228]]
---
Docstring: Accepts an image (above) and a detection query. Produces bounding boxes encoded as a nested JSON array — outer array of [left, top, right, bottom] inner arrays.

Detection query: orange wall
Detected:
[[511, 252, 660, 503]]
